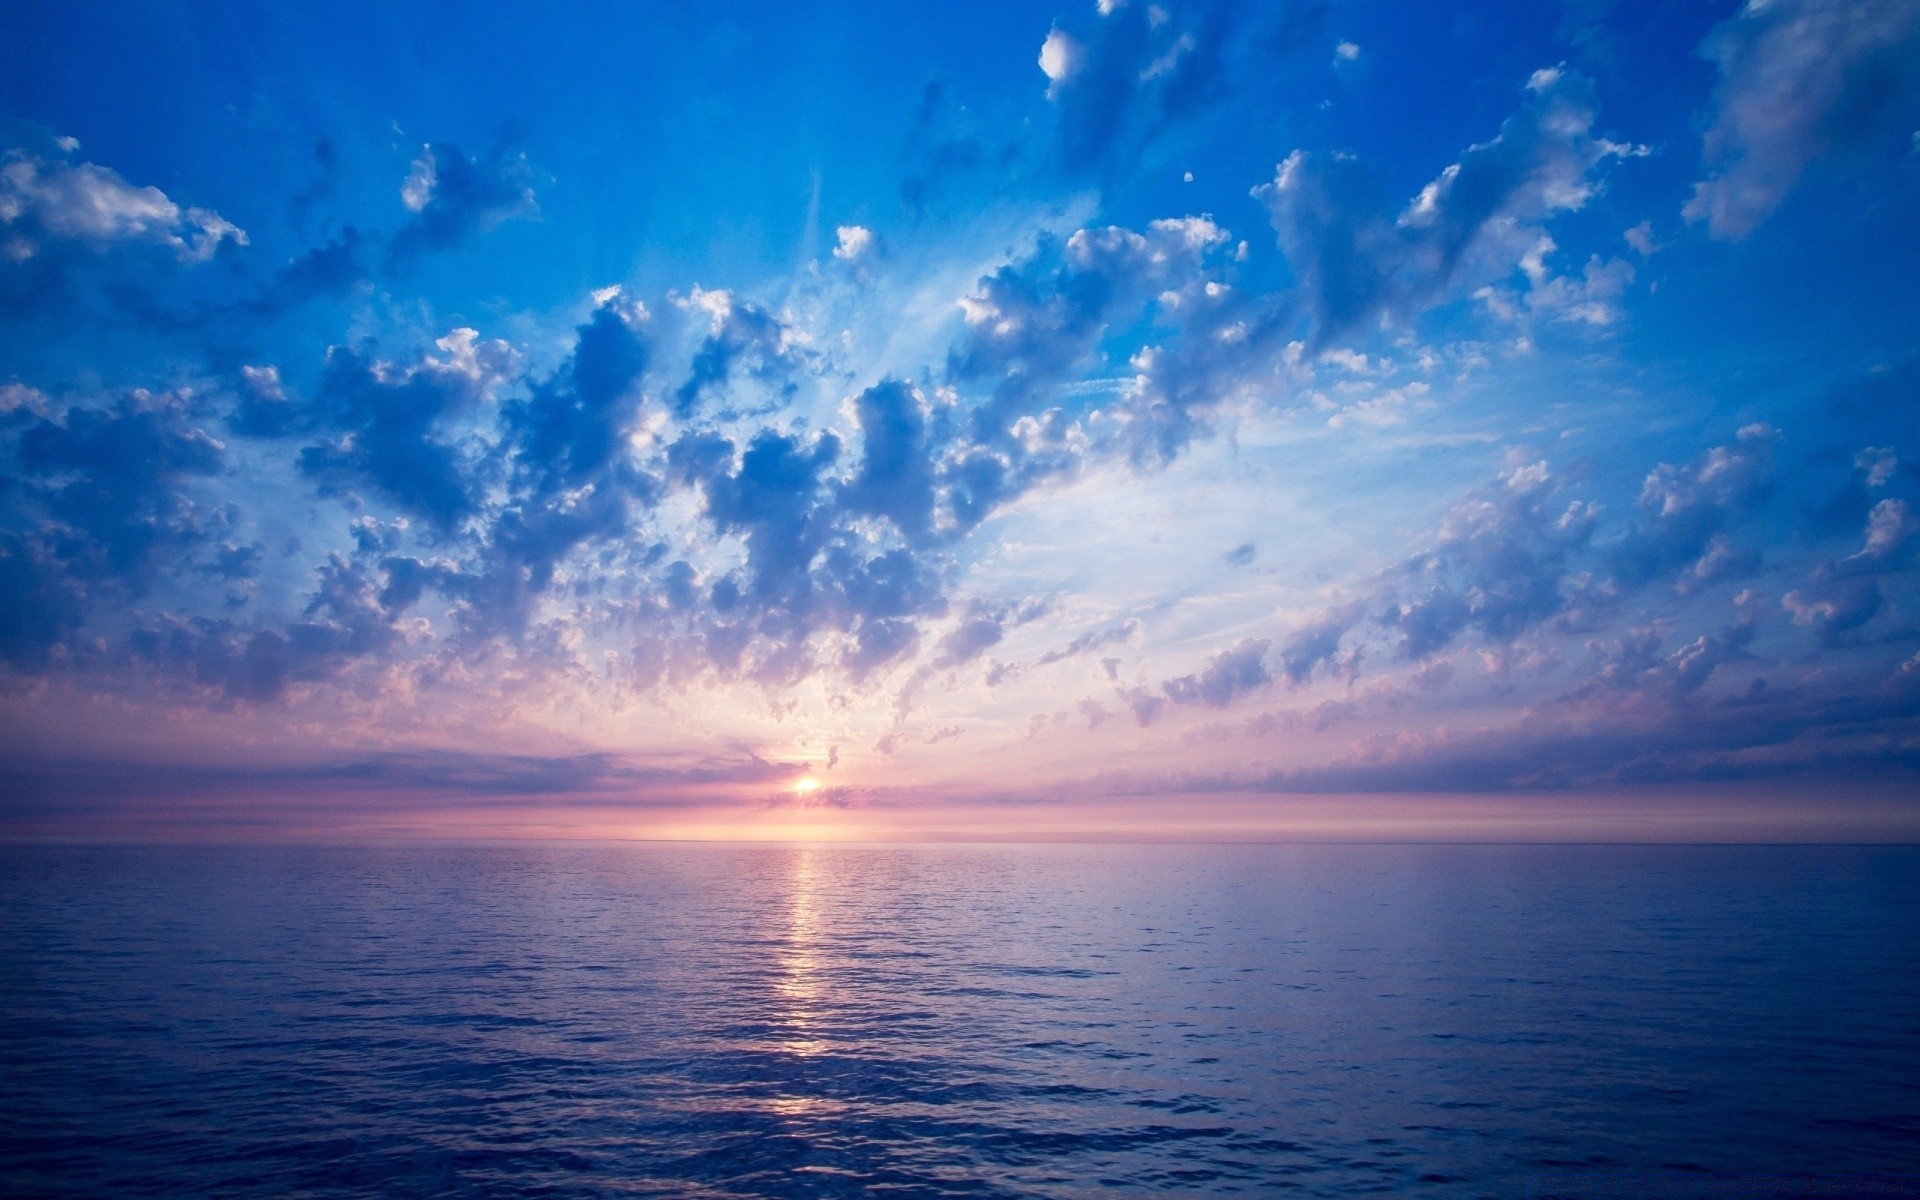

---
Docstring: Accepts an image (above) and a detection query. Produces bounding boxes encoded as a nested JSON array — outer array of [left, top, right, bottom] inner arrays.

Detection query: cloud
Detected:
[[1035, 619, 1139, 667], [839, 379, 938, 545], [299, 329, 517, 531], [1686, 0, 1920, 239], [1276, 603, 1361, 684], [125, 557, 403, 704], [1385, 460, 1600, 660], [506, 294, 652, 497], [898, 76, 1023, 212], [0, 143, 245, 264], [672, 287, 813, 418], [1038, 29, 1085, 97], [2, 748, 807, 826], [386, 142, 537, 267], [1846, 498, 1917, 567], [242, 227, 370, 317], [0, 532, 86, 670], [666, 419, 954, 686], [6, 390, 228, 591], [1612, 424, 1776, 587], [1474, 235, 1635, 328], [832, 224, 878, 263], [1041, 0, 1238, 174], [1192, 681, 1920, 792], [1161, 636, 1273, 707], [950, 216, 1230, 439], [1256, 67, 1634, 345], [934, 599, 1007, 668]]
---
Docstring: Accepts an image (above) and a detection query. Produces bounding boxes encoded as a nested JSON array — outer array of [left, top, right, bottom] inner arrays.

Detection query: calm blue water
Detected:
[[2, 843, 1917, 1198]]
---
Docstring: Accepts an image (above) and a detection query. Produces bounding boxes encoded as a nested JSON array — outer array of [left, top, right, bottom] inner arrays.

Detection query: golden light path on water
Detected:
[[777, 848, 830, 1063]]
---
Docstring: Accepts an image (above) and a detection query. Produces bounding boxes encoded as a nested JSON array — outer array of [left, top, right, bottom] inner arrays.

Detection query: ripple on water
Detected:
[[1, 842, 1918, 1198]]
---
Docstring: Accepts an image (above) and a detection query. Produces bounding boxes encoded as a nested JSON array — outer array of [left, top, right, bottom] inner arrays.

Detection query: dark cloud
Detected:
[[0, 531, 86, 670], [1386, 461, 1600, 660], [1124, 636, 1275, 724], [242, 227, 369, 318], [1161, 636, 1272, 707], [299, 329, 514, 532], [385, 142, 537, 268], [672, 291, 811, 418], [1687, 0, 1920, 238], [670, 423, 951, 684], [507, 296, 652, 497], [1255, 67, 1630, 346], [840, 380, 939, 546], [1276, 603, 1361, 685], [1, 748, 807, 828], [1041, 0, 1238, 175], [289, 136, 342, 233], [7, 391, 227, 587], [934, 599, 1008, 669], [1177, 673, 1920, 793], [1611, 424, 1775, 587], [124, 551, 405, 703], [697, 428, 843, 610], [900, 77, 1024, 212]]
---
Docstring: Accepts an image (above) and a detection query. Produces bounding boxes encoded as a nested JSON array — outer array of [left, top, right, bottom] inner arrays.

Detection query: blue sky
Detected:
[[3, 0, 1919, 839]]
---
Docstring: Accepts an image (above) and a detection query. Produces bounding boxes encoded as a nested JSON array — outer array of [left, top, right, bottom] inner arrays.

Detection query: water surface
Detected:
[[2, 843, 1917, 1197]]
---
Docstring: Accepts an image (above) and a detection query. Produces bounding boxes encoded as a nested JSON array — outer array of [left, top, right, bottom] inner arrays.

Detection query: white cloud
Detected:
[[1039, 28, 1085, 96], [401, 147, 437, 213], [832, 224, 876, 262], [0, 145, 245, 262]]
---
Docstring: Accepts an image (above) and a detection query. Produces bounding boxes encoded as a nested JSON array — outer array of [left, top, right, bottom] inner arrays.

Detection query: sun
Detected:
[[794, 776, 821, 796]]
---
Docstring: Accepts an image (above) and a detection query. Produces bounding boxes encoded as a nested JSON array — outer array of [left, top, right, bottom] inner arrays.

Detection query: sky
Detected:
[[2, 0, 1919, 841]]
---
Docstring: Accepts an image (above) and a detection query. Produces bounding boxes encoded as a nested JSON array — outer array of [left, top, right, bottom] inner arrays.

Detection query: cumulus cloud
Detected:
[[832, 224, 878, 262], [950, 215, 1231, 443], [672, 287, 813, 418], [0, 390, 232, 672], [0, 143, 245, 264], [1383, 460, 1601, 660], [840, 380, 938, 545], [506, 294, 652, 497], [1613, 424, 1776, 587], [300, 328, 518, 531], [1686, 0, 1920, 239], [1, 30, 1915, 822]]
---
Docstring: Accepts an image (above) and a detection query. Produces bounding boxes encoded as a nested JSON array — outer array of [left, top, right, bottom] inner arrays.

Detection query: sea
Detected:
[[1, 842, 1916, 1198]]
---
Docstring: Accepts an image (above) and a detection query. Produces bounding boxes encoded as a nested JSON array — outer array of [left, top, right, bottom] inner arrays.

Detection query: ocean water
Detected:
[[1, 843, 1917, 1198]]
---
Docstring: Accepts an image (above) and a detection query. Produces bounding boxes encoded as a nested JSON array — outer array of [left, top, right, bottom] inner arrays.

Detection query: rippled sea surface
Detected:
[[3, 843, 1918, 1198]]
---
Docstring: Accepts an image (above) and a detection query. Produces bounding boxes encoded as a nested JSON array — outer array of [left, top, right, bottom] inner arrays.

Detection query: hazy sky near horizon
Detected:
[[3, 0, 1919, 838]]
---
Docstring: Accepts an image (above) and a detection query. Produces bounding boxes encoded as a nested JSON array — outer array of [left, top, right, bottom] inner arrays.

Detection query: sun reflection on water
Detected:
[[775, 847, 829, 1058]]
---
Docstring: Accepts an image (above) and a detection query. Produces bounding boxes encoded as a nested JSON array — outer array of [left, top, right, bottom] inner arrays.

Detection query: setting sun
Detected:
[[794, 776, 821, 795]]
